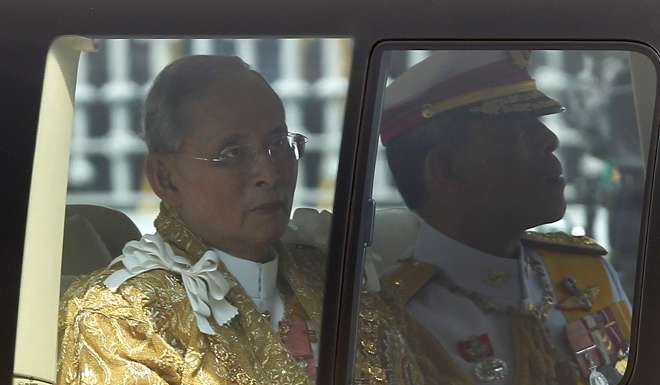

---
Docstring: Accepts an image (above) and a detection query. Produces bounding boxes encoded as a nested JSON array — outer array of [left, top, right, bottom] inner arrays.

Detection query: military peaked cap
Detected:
[[380, 50, 565, 145]]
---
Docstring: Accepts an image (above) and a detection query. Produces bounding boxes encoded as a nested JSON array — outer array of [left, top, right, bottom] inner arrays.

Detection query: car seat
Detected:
[[285, 206, 421, 276], [60, 204, 142, 292]]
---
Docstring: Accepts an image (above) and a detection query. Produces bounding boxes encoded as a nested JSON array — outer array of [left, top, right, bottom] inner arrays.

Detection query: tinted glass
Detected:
[[353, 48, 656, 385], [55, 38, 351, 385]]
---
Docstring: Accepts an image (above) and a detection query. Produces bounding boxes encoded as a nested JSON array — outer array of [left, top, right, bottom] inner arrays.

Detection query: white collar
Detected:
[[216, 250, 279, 309], [409, 221, 524, 304]]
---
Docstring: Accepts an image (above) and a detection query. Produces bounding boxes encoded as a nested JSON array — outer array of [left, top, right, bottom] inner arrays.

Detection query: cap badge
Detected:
[[421, 104, 434, 119]]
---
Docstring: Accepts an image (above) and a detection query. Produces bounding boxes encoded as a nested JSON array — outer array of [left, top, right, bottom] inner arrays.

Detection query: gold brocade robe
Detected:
[[57, 206, 424, 385]]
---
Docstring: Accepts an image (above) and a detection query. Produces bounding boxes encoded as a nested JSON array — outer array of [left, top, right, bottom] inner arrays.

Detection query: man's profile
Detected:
[[379, 50, 631, 385]]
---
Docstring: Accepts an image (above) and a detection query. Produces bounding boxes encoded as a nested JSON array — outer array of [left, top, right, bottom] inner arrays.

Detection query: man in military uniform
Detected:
[[379, 50, 631, 385], [57, 55, 423, 385]]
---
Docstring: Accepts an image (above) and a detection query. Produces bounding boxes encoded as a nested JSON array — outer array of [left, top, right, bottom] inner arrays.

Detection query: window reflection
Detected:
[[67, 39, 351, 232], [363, 49, 652, 385], [58, 38, 355, 385]]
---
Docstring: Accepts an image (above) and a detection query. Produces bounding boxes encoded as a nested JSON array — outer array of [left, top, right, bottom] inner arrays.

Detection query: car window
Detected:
[[67, 38, 350, 230], [18, 37, 353, 385], [350, 46, 657, 385], [13, 37, 660, 385]]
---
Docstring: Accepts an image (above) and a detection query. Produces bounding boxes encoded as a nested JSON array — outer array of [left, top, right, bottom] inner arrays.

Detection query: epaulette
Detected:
[[522, 231, 607, 256], [382, 259, 436, 304]]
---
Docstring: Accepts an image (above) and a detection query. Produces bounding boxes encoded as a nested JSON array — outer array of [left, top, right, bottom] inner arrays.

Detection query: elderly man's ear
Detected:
[[145, 154, 183, 209]]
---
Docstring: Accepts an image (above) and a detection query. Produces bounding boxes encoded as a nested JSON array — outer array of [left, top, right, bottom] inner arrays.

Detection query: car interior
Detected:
[[5, 1, 660, 384]]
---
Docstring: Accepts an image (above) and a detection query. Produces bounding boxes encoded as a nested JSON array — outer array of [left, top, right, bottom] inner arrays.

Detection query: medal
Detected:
[[280, 298, 317, 381], [475, 357, 508, 382], [585, 352, 609, 385], [589, 368, 609, 385], [565, 305, 628, 385], [457, 334, 508, 382]]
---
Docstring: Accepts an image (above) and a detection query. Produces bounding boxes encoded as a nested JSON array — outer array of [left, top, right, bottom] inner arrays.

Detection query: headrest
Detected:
[[61, 205, 142, 278], [285, 207, 421, 276], [370, 207, 421, 274]]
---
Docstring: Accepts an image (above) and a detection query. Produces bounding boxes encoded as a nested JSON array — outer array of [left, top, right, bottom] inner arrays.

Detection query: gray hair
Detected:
[[143, 55, 264, 153]]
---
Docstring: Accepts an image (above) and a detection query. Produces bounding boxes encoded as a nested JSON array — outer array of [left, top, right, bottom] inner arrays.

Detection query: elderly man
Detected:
[[57, 55, 423, 385], [379, 51, 631, 385]]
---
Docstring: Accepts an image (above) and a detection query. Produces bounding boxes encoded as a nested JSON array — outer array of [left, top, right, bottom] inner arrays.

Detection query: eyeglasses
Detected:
[[179, 133, 308, 170]]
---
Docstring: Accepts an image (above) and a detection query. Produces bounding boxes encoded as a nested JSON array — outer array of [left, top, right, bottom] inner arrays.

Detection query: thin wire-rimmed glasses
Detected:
[[178, 133, 308, 171]]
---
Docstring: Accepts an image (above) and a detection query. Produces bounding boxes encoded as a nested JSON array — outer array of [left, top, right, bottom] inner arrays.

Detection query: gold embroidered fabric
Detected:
[[58, 203, 425, 385], [383, 254, 625, 385], [281, 243, 425, 385]]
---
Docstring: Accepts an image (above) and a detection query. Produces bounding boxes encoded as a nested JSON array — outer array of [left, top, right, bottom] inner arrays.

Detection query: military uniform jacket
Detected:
[[384, 222, 630, 385]]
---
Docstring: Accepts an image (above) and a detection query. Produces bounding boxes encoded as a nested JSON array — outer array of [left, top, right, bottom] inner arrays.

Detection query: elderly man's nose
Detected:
[[253, 150, 281, 187]]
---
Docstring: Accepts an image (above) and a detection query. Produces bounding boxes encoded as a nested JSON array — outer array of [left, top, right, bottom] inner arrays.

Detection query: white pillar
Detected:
[[105, 39, 138, 207], [191, 39, 215, 55], [68, 53, 96, 188]]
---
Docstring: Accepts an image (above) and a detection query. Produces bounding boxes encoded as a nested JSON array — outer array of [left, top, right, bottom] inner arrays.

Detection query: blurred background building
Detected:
[[68, 38, 351, 230], [66, 40, 647, 297]]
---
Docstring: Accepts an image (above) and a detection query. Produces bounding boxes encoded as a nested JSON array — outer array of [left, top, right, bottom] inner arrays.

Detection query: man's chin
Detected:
[[251, 221, 288, 245], [550, 198, 568, 221], [528, 200, 567, 229]]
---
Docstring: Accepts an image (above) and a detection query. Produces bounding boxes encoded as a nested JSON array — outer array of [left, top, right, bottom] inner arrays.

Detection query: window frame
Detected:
[[4, 1, 660, 384], [335, 40, 660, 385]]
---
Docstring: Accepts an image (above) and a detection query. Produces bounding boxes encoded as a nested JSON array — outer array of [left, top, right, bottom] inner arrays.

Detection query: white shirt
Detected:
[[217, 250, 285, 330], [406, 221, 628, 385], [215, 248, 320, 364]]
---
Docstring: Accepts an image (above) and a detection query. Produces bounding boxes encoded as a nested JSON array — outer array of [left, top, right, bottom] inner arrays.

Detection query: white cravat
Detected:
[[217, 251, 285, 329], [104, 233, 238, 335], [103, 232, 320, 364]]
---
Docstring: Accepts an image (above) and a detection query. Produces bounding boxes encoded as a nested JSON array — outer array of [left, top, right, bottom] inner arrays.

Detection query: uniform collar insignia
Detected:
[[483, 270, 510, 288]]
